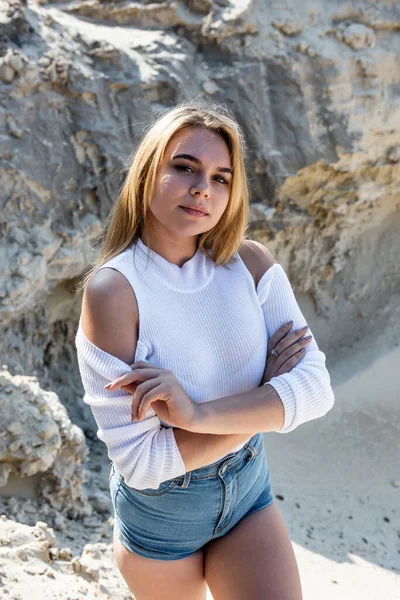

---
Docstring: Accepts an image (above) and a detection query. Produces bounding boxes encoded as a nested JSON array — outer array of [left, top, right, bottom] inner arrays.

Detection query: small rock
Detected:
[[387, 148, 400, 164], [8, 54, 24, 73], [38, 423, 58, 440], [71, 557, 100, 582], [7, 422, 22, 436], [58, 547, 72, 561], [272, 20, 302, 36], [0, 63, 15, 84], [8, 439, 22, 452], [339, 23, 375, 51], [296, 41, 319, 57], [202, 80, 218, 95], [356, 55, 379, 78], [187, 0, 212, 14], [45, 568, 55, 578]]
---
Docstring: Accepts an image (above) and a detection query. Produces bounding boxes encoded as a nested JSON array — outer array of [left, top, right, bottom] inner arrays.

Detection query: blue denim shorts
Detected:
[[109, 432, 274, 561]]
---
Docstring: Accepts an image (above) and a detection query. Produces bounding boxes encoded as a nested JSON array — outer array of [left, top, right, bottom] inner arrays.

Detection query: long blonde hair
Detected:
[[77, 97, 250, 291]]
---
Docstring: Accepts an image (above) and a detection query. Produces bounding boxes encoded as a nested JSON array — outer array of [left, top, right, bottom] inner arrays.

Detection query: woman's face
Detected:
[[147, 126, 233, 240]]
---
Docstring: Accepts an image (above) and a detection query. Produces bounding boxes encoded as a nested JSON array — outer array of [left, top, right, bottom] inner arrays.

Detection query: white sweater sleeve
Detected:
[[257, 264, 335, 433], [75, 327, 186, 489]]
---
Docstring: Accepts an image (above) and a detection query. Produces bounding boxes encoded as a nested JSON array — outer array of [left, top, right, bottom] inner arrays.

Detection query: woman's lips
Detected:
[[179, 206, 208, 218]]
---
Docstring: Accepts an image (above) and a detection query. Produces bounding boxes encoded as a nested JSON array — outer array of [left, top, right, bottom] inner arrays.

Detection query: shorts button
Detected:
[[219, 465, 227, 475]]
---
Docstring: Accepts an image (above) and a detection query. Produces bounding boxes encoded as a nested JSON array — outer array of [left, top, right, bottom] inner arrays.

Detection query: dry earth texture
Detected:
[[0, 0, 399, 598]]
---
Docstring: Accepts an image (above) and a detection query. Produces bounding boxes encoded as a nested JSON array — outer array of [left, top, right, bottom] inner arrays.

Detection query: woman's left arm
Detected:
[[257, 263, 335, 433], [189, 261, 335, 436]]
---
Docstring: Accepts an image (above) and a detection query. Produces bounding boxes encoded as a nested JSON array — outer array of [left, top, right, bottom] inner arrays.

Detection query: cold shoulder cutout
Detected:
[[256, 263, 284, 305]]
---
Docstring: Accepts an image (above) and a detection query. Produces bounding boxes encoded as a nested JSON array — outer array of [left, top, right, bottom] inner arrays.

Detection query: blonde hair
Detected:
[[77, 97, 250, 291]]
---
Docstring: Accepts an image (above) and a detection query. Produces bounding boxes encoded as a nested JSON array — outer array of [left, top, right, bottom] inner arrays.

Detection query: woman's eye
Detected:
[[176, 165, 193, 173], [175, 165, 228, 185]]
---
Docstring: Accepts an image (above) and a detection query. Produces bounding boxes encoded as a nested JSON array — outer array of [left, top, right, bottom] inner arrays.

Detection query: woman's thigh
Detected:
[[203, 502, 303, 600], [113, 524, 207, 600]]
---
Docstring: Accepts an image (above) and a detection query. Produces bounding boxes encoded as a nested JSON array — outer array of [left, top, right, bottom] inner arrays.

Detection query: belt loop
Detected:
[[247, 446, 255, 460], [180, 471, 191, 488], [245, 437, 257, 460]]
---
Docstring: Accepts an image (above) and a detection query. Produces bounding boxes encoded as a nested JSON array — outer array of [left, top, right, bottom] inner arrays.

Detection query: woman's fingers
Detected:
[[276, 349, 307, 376], [274, 336, 312, 370], [122, 382, 140, 395], [105, 367, 162, 390], [131, 378, 161, 421], [267, 321, 293, 356], [269, 325, 310, 359]]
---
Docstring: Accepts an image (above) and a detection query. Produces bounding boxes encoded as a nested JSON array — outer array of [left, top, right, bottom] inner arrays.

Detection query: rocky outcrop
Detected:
[[0, 368, 90, 517], [0, 516, 130, 599]]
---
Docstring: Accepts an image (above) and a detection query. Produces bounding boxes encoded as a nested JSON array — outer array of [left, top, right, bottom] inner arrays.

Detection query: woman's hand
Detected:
[[104, 361, 197, 430], [261, 321, 313, 385]]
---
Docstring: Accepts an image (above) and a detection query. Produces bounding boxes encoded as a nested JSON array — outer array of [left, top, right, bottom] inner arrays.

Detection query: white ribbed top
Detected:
[[75, 239, 334, 489]]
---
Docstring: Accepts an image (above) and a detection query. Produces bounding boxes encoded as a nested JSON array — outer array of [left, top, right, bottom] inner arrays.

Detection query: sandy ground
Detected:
[[1, 342, 399, 599], [260, 343, 400, 600]]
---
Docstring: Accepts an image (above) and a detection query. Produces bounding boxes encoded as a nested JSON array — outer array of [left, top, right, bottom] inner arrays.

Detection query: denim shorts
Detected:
[[109, 432, 274, 561]]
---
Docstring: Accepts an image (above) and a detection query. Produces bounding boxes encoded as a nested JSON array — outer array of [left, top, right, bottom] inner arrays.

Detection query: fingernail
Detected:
[[304, 335, 312, 341], [286, 321, 293, 326], [301, 325, 309, 330], [104, 383, 112, 389]]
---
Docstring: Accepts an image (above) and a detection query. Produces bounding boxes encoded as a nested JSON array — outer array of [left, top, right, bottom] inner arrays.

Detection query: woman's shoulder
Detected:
[[85, 266, 133, 302], [238, 239, 277, 288], [80, 267, 139, 362], [85, 245, 138, 305]]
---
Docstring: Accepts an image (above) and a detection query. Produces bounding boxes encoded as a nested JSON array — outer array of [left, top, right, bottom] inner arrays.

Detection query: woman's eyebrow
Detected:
[[171, 153, 232, 175]]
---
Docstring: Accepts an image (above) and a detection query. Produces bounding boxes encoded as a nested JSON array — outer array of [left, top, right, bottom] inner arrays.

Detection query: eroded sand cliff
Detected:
[[1, 0, 399, 597]]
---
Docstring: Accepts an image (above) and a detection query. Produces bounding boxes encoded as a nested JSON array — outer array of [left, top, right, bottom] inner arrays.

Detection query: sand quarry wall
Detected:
[[0, 0, 399, 545]]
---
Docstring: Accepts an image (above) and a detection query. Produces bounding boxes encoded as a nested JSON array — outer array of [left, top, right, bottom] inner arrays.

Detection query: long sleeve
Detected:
[[257, 264, 335, 433], [75, 326, 186, 489]]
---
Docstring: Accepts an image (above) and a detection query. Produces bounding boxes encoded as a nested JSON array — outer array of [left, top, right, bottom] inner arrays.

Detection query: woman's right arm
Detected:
[[79, 269, 251, 483]]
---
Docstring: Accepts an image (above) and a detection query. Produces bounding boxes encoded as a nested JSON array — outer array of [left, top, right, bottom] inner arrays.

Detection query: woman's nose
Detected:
[[191, 177, 210, 196]]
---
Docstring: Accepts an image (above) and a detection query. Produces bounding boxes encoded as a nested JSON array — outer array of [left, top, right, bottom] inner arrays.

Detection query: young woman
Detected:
[[75, 99, 334, 600]]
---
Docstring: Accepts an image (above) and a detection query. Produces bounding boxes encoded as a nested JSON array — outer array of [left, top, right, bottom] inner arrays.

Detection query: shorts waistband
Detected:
[[174, 432, 263, 489], [114, 432, 263, 490]]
